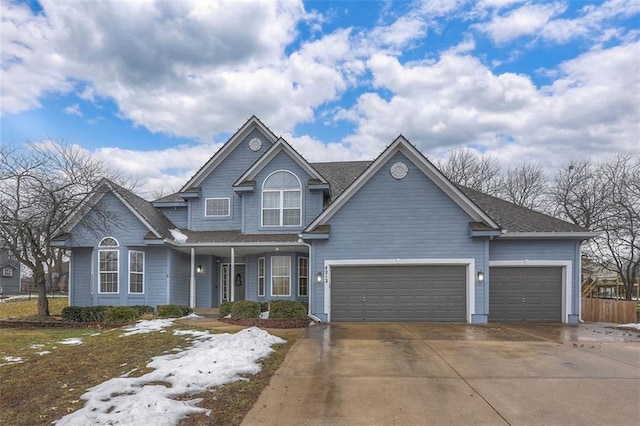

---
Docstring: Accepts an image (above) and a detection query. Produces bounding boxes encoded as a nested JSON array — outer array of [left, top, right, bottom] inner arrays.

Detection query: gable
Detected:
[[180, 116, 277, 192], [306, 136, 499, 232], [61, 193, 163, 247]]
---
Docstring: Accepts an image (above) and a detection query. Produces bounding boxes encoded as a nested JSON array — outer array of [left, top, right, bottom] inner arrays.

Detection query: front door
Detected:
[[221, 264, 245, 302]]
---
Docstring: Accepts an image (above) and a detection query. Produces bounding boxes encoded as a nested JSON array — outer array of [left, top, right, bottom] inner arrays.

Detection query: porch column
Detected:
[[189, 247, 196, 309], [230, 247, 235, 302]]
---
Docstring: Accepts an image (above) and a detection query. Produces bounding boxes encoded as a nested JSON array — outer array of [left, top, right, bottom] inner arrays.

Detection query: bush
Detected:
[[269, 300, 308, 319], [80, 306, 111, 322], [129, 305, 155, 316], [230, 300, 261, 320], [259, 302, 269, 312], [61, 306, 83, 322], [219, 301, 234, 317], [105, 307, 139, 323], [157, 304, 192, 318]]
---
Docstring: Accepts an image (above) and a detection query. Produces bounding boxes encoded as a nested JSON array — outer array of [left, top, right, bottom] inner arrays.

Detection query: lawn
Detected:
[[0, 303, 298, 425], [0, 295, 69, 318]]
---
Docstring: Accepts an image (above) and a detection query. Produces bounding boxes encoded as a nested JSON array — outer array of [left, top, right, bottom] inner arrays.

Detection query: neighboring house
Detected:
[[0, 248, 21, 295], [582, 258, 639, 300], [52, 117, 597, 323]]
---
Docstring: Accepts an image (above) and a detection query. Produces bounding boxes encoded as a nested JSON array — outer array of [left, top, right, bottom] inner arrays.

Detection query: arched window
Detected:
[[98, 237, 119, 293], [262, 171, 302, 227]]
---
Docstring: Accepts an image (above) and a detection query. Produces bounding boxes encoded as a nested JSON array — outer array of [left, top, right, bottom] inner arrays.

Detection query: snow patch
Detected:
[[0, 356, 24, 366], [53, 327, 285, 426], [59, 338, 83, 346], [616, 323, 640, 330], [121, 318, 176, 336], [170, 228, 188, 244], [260, 311, 269, 319]]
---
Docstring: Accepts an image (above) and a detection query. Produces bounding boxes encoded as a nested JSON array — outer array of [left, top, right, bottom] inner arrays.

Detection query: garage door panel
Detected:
[[490, 267, 562, 323], [331, 265, 466, 322]]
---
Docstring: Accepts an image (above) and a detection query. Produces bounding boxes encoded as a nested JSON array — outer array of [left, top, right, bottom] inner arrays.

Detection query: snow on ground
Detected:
[[0, 356, 24, 366], [53, 326, 285, 426], [58, 338, 83, 345], [616, 323, 640, 330], [120, 318, 176, 336]]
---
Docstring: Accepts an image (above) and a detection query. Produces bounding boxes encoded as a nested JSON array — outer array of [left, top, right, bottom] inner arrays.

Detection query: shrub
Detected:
[[259, 302, 269, 312], [157, 304, 192, 318], [230, 300, 261, 320], [269, 300, 308, 319], [105, 307, 139, 323], [129, 305, 155, 316], [61, 306, 83, 322], [80, 306, 111, 322], [219, 301, 234, 317]]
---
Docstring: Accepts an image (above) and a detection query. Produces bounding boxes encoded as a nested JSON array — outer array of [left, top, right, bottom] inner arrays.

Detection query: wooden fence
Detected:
[[581, 297, 637, 323]]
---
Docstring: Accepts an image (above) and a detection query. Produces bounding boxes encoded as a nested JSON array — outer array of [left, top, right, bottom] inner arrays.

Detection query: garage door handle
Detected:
[[521, 297, 526, 303], [362, 296, 366, 302]]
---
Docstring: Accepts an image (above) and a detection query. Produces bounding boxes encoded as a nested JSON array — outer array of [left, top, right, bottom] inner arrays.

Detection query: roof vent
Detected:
[[390, 162, 408, 180]]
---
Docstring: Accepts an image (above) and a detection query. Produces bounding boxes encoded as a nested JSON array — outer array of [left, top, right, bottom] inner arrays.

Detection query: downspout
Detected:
[[577, 241, 583, 323], [298, 236, 322, 323], [189, 247, 196, 308]]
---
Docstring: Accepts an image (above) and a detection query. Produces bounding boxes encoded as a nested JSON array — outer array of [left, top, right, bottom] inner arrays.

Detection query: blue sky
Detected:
[[1, 0, 639, 197]]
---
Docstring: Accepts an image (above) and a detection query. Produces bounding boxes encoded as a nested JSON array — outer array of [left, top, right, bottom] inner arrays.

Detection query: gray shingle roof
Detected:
[[106, 181, 176, 240], [311, 161, 372, 199], [459, 186, 589, 233], [178, 230, 299, 244]]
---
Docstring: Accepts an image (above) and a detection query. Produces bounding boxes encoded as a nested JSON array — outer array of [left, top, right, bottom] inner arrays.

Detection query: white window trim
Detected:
[[323, 258, 476, 323], [128, 250, 145, 294], [261, 170, 302, 228], [98, 249, 119, 294], [2, 267, 13, 277], [298, 257, 308, 297], [271, 256, 291, 297], [204, 197, 231, 218], [258, 257, 266, 297]]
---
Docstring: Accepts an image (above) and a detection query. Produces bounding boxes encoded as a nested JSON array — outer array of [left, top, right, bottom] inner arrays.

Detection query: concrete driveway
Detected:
[[242, 323, 640, 425]]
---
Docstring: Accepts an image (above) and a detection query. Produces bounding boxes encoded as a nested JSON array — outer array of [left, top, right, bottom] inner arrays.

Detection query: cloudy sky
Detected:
[[1, 0, 639, 197]]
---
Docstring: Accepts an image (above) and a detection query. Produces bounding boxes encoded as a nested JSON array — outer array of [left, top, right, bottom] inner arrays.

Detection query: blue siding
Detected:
[[243, 151, 324, 233], [170, 250, 190, 305], [189, 129, 271, 231], [70, 247, 92, 306], [311, 152, 486, 321], [159, 206, 187, 228], [145, 247, 169, 307], [195, 255, 214, 308]]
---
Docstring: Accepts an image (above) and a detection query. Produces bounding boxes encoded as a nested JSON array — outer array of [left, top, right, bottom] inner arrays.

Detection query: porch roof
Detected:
[[171, 230, 300, 245]]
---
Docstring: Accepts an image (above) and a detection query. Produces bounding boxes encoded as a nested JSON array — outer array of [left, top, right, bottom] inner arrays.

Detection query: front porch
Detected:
[[167, 232, 311, 309]]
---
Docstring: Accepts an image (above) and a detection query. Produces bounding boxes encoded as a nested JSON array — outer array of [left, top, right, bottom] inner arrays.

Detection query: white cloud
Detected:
[[339, 41, 640, 170], [64, 104, 82, 117], [475, 2, 567, 44]]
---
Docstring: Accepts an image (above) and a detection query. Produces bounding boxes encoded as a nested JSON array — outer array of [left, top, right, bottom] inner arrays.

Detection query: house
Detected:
[[0, 248, 21, 295], [582, 257, 639, 300], [52, 117, 597, 323]]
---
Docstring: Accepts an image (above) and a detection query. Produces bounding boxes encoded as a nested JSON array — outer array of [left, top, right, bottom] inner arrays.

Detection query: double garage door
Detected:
[[331, 265, 467, 322], [330, 264, 563, 323]]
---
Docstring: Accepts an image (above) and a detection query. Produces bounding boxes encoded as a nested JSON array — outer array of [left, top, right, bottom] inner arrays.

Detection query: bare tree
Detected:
[[551, 155, 640, 300], [0, 142, 121, 316], [500, 162, 547, 210], [436, 148, 502, 195]]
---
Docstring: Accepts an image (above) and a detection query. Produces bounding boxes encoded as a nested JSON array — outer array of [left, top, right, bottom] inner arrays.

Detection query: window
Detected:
[[2, 267, 12, 277], [298, 257, 308, 296], [258, 257, 265, 297], [205, 198, 230, 217], [262, 171, 301, 227], [271, 256, 291, 296], [129, 251, 144, 294], [98, 237, 119, 293]]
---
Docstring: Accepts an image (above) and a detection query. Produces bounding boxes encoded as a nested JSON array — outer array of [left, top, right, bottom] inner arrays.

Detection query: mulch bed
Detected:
[[219, 317, 314, 329]]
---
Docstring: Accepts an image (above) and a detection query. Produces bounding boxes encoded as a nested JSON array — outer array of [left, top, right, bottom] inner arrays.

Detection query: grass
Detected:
[[0, 296, 69, 318], [0, 312, 300, 425]]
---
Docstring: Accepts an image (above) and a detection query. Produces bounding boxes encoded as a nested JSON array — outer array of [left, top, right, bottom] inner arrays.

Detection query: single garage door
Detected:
[[489, 267, 562, 323], [330, 265, 466, 322]]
